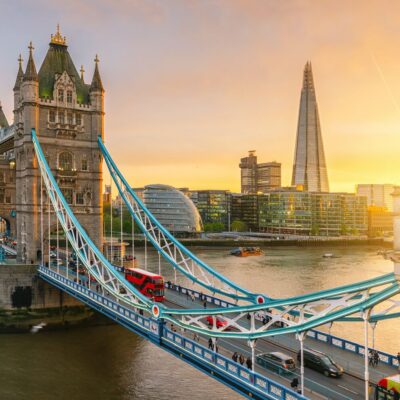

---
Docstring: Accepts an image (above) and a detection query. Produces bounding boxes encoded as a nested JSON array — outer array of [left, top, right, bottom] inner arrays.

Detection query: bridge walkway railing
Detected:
[[38, 265, 306, 400], [165, 282, 400, 374]]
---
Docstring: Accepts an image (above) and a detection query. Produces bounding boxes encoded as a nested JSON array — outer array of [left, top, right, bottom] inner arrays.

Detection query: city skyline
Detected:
[[1, 1, 400, 193]]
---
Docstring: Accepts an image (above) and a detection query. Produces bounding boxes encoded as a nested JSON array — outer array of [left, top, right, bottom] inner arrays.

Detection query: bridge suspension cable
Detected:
[[32, 129, 152, 311], [98, 136, 261, 304]]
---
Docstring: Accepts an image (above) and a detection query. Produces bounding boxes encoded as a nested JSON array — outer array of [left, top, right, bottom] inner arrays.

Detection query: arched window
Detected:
[[58, 152, 73, 171], [58, 89, 64, 102]]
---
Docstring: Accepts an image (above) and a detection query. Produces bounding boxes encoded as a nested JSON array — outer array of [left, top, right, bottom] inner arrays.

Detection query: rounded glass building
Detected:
[[143, 184, 203, 236]]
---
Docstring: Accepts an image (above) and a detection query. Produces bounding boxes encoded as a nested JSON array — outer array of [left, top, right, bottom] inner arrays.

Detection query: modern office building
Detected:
[[103, 184, 111, 204], [239, 150, 281, 194], [143, 184, 202, 236], [230, 194, 261, 231], [367, 206, 393, 238], [292, 62, 329, 192], [259, 190, 367, 237], [356, 184, 395, 211], [189, 190, 230, 229]]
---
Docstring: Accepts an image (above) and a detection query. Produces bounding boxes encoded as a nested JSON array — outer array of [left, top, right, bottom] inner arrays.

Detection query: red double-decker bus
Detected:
[[124, 268, 165, 302]]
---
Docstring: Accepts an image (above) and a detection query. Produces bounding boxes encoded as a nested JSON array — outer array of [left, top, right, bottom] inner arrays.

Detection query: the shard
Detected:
[[291, 62, 329, 192]]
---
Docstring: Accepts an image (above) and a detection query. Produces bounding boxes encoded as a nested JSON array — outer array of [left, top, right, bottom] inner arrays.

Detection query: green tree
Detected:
[[231, 220, 248, 232], [203, 222, 225, 232]]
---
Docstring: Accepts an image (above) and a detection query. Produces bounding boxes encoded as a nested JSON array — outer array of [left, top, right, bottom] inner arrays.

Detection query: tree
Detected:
[[231, 220, 248, 232], [203, 222, 225, 232]]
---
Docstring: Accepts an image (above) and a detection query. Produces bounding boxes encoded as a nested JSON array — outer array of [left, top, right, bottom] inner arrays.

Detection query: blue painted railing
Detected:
[[165, 282, 400, 370], [38, 266, 305, 400], [163, 327, 304, 400]]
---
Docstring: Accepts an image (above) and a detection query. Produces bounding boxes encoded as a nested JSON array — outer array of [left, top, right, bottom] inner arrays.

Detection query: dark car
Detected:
[[297, 348, 344, 377], [256, 351, 296, 374]]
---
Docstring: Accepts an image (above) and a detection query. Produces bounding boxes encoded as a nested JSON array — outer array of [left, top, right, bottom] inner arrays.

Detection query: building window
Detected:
[[67, 90, 72, 103], [0, 191, 4, 203], [62, 188, 73, 204], [76, 192, 84, 205], [58, 89, 64, 102], [81, 158, 88, 171], [58, 152, 73, 171], [67, 113, 73, 125], [76, 114, 82, 125], [49, 110, 55, 122], [5, 196, 11, 204], [59, 112, 65, 124], [0, 172, 4, 183]]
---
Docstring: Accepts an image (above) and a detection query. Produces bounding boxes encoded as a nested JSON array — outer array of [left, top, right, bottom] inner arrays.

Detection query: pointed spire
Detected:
[[50, 23, 67, 46], [80, 65, 85, 82], [23, 42, 38, 82], [13, 54, 24, 91], [0, 102, 9, 129], [292, 61, 329, 192], [90, 54, 104, 92], [302, 60, 314, 90]]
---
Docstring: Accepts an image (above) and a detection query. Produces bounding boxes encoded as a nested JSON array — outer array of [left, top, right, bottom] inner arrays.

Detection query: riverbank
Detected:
[[0, 306, 111, 333]]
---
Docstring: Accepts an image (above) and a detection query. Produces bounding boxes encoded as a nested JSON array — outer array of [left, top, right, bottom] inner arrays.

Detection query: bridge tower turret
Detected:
[[13, 27, 104, 262], [13, 54, 24, 126], [15, 42, 40, 263]]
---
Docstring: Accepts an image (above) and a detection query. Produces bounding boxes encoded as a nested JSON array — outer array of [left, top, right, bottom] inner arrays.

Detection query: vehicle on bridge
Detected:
[[376, 374, 400, 400], [124, 268, 165, 302], [297, 348, 343, 378], [256, 351, 296, 374], [205, 315, 230, 330]]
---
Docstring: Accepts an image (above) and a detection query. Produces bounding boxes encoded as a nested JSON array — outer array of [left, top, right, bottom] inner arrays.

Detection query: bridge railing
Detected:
[[39, 266, 305, 400], [163, 326, 305, 400], [305, 330, 399, 369], [165, 282, 400, 369]]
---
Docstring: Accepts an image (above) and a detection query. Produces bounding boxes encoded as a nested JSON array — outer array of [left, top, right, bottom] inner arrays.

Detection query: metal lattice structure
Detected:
[[99, 136, 262, 304], [33, 129, 150, 311], [32, 128, 400, 340]]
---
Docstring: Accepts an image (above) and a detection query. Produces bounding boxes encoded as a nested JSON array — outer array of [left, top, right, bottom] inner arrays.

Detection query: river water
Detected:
[[1, 245, 399, 400]]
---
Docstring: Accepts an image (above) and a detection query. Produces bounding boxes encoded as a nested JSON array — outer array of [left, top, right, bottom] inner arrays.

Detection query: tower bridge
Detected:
[[1, 29, 400, 400]]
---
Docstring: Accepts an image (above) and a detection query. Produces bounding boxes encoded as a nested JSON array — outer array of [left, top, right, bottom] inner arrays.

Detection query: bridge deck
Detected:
[[165, 287, 397, 400]]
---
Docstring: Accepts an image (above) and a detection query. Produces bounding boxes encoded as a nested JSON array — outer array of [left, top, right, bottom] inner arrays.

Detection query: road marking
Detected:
[[337, 385, 359, 395]]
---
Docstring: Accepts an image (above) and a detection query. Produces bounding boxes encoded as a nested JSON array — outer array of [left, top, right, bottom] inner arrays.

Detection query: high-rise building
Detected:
[[292, 62, 329, 192], [239, 151, 257, 194], [239, 151, 281, 194], [356, 184, 395, 211], [103, 184, 111, 204]]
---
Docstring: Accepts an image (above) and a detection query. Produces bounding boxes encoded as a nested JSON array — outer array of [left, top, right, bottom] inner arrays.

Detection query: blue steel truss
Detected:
[[98, 136, 261, 304], [33, 128, 400, 341]]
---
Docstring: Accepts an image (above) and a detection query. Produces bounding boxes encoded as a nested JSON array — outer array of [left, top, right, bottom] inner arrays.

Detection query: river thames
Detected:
[[1, 245, 399, 400]]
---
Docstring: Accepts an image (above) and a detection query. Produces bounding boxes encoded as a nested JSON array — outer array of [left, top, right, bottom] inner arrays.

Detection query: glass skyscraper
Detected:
[[292, 62, 329, 192]]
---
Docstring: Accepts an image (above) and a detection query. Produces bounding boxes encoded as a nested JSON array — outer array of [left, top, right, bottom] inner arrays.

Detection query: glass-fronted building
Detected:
[[231, 194, 261, 231], [259, 190, 367, 236], [143, 184, 203, 236], [189, 190, 230, 229]]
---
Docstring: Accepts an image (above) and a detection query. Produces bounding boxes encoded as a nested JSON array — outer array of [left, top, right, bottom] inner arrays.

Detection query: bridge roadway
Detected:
[[46, 264, 396, 399], [164, 287, 397, 400]]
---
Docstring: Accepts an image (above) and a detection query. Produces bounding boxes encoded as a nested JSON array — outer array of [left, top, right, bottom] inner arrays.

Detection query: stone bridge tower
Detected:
[[12, 27, 104, 262]]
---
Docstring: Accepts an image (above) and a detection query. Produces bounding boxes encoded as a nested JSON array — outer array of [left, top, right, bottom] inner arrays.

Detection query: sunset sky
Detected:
[[1, 1, 400, 193]]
